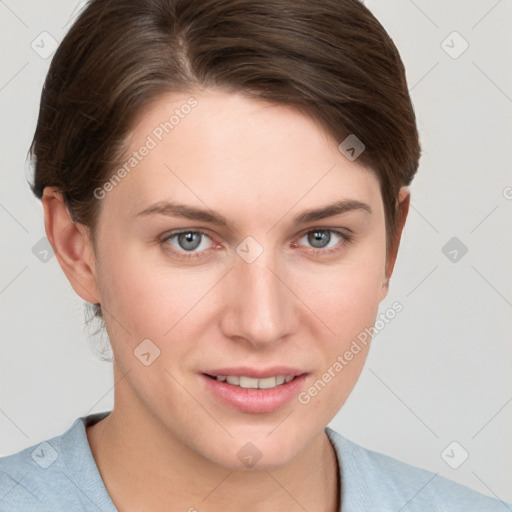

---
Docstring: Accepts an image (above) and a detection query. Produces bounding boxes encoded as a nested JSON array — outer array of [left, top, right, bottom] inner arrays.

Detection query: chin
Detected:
[[195, 425, 308, 471]]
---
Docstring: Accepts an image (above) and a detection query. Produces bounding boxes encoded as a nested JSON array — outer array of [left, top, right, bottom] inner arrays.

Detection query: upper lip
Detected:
[[203, 367, 307, 379]]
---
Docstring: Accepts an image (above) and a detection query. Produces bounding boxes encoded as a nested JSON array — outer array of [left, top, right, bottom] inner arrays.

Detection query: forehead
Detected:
[[105, 89, 382, 223]]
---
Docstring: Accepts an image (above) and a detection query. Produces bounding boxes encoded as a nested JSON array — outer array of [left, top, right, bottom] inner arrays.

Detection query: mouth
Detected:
[[203, 373, 299, 389], [200, 369, 309, 414]]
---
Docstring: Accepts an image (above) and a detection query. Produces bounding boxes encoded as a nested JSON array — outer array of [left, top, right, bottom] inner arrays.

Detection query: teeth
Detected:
[[215, 375, 296, 389], [239, 376, 259, 388], [226, 376, 240, 386], [258, 377, 277, 389]]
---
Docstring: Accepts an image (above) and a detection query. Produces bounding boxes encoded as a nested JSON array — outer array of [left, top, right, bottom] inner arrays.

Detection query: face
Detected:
[[85, 89, 392, 469]]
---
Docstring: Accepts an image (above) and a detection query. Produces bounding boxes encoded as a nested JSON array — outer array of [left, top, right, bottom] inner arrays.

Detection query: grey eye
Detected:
[[176, 232, 203, 251], [307, 230, 332, 249]]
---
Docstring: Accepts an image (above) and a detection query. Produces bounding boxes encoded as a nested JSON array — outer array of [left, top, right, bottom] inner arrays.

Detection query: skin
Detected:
[[42, 88, 409, 512]]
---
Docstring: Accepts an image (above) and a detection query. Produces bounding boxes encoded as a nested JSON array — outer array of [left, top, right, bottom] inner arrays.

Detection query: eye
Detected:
[[295, 228, 352, 254], [159, 227, 353, 260], [160, 230, 215, 259]]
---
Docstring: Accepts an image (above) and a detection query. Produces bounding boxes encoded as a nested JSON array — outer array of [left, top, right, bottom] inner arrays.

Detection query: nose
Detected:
[[219, 245, 296, 349]]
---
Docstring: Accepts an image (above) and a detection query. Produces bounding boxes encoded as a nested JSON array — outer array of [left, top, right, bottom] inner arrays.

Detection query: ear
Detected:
[[380, 186, 410, 300], [42, 187, 101, 305]]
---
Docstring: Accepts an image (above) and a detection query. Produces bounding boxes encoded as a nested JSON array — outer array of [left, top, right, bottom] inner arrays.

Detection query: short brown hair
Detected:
[[29, 0, 421, 322]]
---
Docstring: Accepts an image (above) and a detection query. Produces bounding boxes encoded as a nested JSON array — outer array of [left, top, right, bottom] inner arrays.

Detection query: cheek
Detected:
[[94, 238, 166, 339], [96, 240, 216, 349], [299, 264, 383, 412], [304, 250, 385, 341], [308, 272, 381, 391]]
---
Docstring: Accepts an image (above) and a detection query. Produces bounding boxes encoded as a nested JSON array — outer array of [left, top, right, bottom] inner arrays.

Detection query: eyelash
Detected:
[[159, 228, 353, 260]]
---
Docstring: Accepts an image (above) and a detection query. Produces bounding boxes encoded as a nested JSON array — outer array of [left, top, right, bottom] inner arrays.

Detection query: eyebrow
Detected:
[[135, 199, 372, 227]]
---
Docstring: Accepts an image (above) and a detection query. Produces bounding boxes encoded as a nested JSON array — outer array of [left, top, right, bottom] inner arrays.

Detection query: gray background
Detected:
[[1, 0, 511, 503]]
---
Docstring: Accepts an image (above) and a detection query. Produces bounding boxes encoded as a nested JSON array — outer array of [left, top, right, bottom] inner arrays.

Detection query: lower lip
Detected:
[[201, 374, 308, 413]]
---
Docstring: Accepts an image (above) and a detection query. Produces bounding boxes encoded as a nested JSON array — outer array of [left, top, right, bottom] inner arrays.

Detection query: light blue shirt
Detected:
[[0, 411, 508, 511]]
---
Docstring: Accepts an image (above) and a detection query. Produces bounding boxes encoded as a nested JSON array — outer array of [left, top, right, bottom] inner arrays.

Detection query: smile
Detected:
[[207, 374, 296, 389]]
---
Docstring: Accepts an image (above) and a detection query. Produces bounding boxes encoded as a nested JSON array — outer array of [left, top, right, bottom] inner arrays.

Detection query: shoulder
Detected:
[[0, 412, 113, 512], [325, 426, 508, 512], [0, 427, 75, 511]]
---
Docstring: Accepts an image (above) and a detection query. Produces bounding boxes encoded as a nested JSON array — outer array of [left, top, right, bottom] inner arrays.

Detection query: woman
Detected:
[[0, 0, 506, 510]]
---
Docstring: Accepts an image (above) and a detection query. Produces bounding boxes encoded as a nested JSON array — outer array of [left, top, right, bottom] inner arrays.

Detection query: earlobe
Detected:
[[42, 187, 101, 305]]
